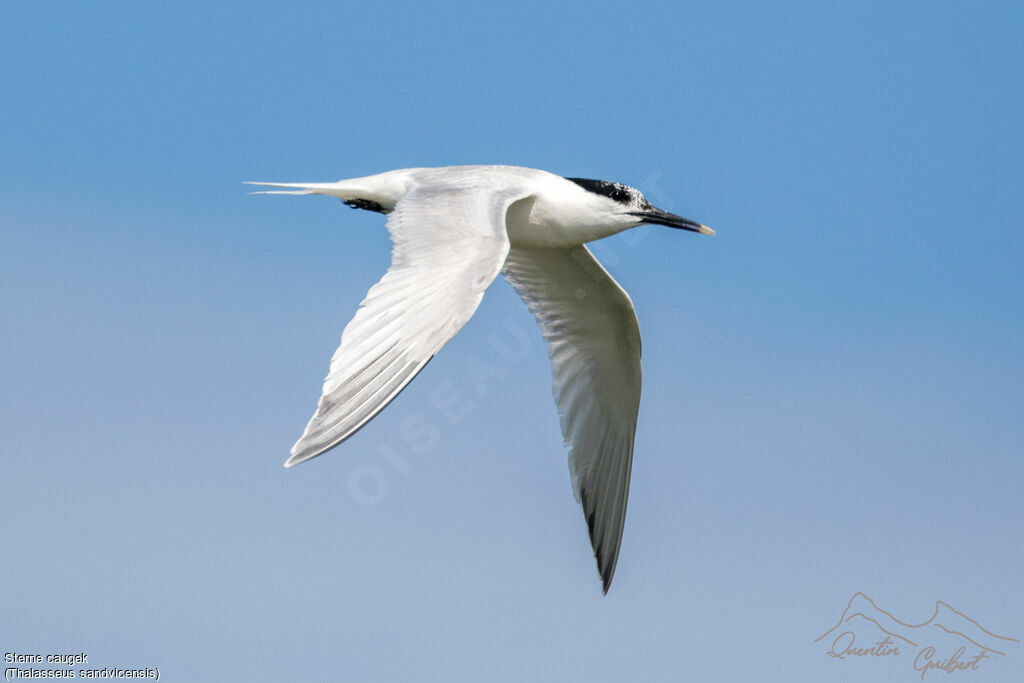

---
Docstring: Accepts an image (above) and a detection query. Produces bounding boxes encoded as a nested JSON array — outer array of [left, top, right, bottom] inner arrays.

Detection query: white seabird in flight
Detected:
[[248, 165, 713, 592]]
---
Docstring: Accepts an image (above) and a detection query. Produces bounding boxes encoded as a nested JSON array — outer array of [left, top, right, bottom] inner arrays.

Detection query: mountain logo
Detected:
[[816, 592, 1018, 678]]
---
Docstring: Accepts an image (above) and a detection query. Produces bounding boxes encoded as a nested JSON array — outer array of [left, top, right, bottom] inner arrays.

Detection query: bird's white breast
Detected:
[[504, 175, 636, 248]]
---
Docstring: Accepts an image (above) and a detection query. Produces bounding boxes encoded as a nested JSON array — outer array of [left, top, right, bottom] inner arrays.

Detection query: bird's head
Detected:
[[565, 177, 714, 236]]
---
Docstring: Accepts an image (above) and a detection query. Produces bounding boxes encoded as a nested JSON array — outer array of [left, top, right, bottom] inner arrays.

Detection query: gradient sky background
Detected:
[[2, 2, 1022, 681]]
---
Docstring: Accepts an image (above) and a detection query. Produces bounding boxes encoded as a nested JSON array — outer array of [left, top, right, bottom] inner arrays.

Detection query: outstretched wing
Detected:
[[287, 185, 524, 466], [502, 245, 642, 592]]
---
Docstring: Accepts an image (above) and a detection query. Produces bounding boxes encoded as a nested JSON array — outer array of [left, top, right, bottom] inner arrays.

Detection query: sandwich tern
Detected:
[[248, 165, 713, 592]]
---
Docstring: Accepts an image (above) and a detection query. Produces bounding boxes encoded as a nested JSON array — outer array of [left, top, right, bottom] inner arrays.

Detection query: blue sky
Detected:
[[2, 2, 1022, 681]]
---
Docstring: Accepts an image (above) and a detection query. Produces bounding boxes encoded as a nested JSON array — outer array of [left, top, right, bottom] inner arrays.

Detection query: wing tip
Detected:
[[285, 428, 350, 468], [581, 487, 619, 594], [596, 550, 618, 594], [284, 441, 318, 468]]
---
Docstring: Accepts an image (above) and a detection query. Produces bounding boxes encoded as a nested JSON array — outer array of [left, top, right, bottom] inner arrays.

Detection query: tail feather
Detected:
[[245, 171, 405, 210], [243, 181, 355, 199]]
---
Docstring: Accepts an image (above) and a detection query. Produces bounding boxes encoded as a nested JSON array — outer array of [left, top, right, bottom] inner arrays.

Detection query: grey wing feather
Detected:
[[502, 245, 642, 592], [287, 185, 523, 466]]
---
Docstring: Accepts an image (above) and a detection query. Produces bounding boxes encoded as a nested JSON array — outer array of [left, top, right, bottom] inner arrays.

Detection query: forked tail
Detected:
[[244, 181, 355, 198]]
